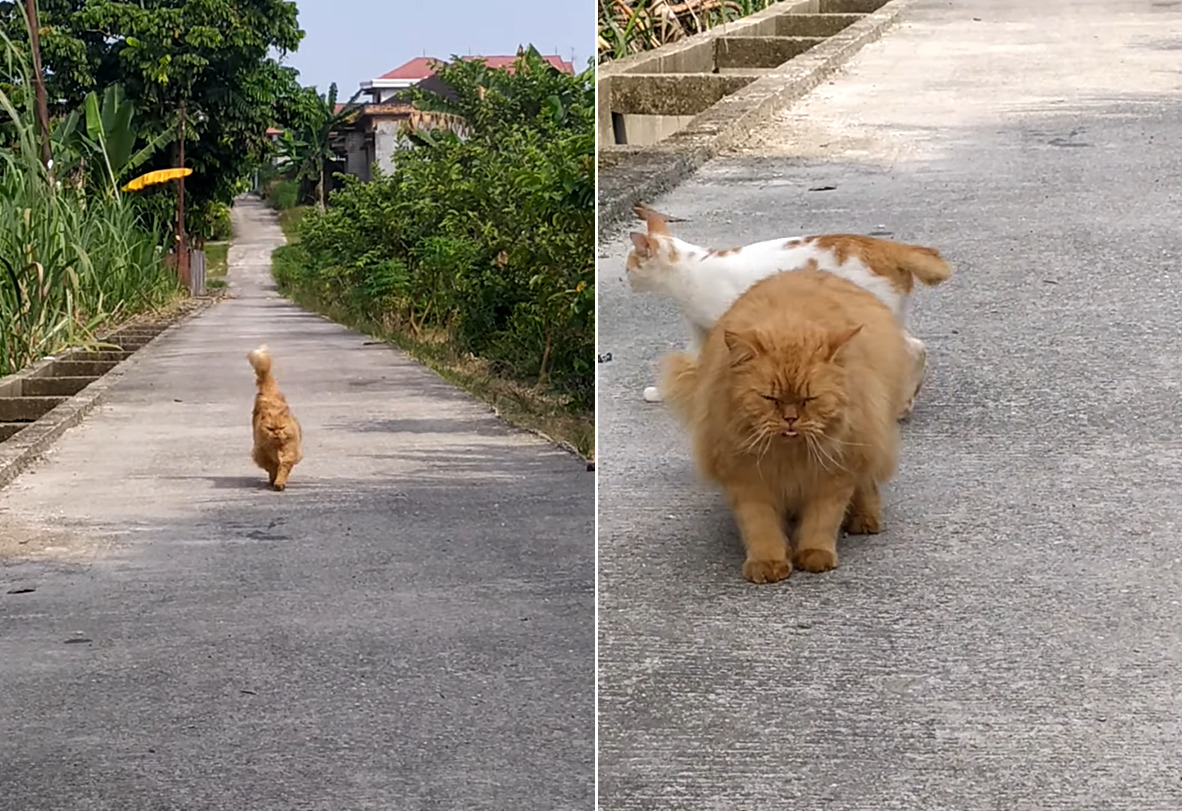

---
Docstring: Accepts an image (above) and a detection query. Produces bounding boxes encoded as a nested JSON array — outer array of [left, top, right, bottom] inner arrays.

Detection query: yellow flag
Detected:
[[121, 167, 194, 192]]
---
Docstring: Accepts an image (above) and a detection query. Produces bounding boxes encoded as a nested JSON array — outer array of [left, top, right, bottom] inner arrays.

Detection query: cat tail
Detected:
[[247, 345, 274, 387], [890, 243, 951, 286], [659, 351, 700, 422]]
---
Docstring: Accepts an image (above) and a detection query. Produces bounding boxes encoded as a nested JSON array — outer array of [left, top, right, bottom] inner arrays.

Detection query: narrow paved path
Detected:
[[598, 1, 1182, 808], [0, 196, 593, 810]]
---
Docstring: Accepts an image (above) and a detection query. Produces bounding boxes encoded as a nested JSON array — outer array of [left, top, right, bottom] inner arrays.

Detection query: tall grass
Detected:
[[598, 0, 783, 62], [0, 32, 178, 376]]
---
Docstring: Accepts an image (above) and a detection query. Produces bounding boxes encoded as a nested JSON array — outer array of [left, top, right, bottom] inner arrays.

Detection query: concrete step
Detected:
[[598, 1, 889, 147], [609, 73, 762, 117], [20, 377, 99, 397], [713, 36, 826, 71], [0, 396, 66, 421], [49, 360, 120, 377], [0, 423, 27, 441], [63, 351, 130, 363]]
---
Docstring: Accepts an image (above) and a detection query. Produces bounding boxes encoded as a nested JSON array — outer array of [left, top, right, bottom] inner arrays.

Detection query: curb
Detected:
[[596, 0, 917, 229], [0, 299, 216, 491]]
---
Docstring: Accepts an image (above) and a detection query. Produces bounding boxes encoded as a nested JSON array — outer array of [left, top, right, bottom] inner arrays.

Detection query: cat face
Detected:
[[724, 324, 862, 443], [263, 419, 291, 442], [625, 232, 679, 292]]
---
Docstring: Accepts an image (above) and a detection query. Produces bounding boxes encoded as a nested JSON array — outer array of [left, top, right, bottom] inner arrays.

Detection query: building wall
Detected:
[[373, 119, 402, 175], [343, 131, 370, 183]]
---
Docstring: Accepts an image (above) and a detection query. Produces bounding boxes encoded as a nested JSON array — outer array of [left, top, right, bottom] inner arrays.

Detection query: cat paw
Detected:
[[794, 548, 838, 573], [742, 557, 792, 584], [642, 386, 663, 403], [844, 512, 882, 534]]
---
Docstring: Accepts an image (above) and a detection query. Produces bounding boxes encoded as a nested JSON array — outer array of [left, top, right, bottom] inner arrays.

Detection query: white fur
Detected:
[[628, 234, 907, 323], [628, 233, 924, 410]]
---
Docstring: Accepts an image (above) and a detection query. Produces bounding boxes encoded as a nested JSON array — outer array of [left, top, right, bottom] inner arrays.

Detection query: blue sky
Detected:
[[282, 0, 594, 95]]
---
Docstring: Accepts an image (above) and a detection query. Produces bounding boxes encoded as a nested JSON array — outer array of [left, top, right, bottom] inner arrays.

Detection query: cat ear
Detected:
[[634, 204, 671, 236], [629, 231, 653, 258], [825, 324, 864, 360], [724, 329, 759, 365]]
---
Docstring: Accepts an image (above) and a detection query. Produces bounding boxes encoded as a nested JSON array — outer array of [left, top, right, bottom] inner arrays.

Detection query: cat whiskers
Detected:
[[805, 433, 846, 473], [739, 426, 776, 459], [803, 434, 830, 471], [824, 435, 869, 450]]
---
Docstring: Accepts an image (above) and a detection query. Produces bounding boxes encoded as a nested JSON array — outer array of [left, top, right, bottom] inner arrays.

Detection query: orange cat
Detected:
[[247, 345, 303, 491], [661, 268, 908, 584]]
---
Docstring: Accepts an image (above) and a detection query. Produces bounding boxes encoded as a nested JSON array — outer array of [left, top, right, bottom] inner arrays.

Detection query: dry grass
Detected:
[[277, 206, 310, 242], [398, 334, 596, 461]]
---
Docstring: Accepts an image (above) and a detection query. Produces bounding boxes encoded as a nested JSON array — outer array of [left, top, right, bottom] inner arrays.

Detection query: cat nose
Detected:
[[784, 413, 797, 425]]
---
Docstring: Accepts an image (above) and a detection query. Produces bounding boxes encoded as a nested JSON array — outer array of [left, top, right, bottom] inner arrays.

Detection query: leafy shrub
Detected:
[[275, 47, 594, 409], [266, 179, 300, 211], [205, 202, 233, 242]]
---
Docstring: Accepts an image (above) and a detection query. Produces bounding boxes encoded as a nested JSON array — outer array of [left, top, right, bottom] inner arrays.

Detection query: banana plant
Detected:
[[278, 82, 363, 211], [52, 84, 176, 195]]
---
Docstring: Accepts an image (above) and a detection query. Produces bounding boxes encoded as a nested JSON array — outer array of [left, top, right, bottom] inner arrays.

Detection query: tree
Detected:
[[0, 0, 305, 237], [405, 46, 590, 141], [278, 82, 362, 211]]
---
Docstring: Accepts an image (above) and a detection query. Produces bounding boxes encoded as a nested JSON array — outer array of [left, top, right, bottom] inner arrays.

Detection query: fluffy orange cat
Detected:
[[247, 345, 303, 491], [661, 268, 908, 584]]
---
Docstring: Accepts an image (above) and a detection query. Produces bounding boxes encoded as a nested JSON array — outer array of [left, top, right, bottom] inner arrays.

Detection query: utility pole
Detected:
[[23, 0, 53, 178], [176, 100, 190, 292]]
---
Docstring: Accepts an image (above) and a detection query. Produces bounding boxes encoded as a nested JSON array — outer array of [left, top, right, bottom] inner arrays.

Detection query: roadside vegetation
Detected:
[[266, 48, 595, 456], [204, 242, 230, 290], [0, 33, 177, 376], [0, 0, 306, 377], [598, 0, 781, 62]]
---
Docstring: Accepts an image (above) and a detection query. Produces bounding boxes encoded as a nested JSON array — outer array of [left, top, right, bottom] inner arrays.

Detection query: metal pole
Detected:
[[23, 0, 53, 178], [176, 100, 190, 292]]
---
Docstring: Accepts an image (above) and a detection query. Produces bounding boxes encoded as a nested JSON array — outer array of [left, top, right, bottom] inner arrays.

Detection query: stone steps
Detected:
[[0, 323, 172, 450]]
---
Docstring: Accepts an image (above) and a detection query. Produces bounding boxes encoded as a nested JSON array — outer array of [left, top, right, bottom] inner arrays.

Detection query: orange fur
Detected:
[[633, 203, 673, 235], [804, 234, 951, 293], [660, 269, 908, 584], [247, 345, 303, 491]]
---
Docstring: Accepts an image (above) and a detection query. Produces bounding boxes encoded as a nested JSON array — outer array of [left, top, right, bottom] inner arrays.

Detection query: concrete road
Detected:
[[597, 1, 1182, 808], [0, 197, 593, 810]]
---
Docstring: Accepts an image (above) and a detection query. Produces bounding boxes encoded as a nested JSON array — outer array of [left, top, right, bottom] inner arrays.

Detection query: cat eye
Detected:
[[801, 397, 816, 404], [761, 394, 778, 402]]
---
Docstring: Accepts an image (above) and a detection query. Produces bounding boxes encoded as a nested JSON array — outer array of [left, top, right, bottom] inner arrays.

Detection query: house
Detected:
[[336, 53, 575, 182], [358, 54, 575, 103]]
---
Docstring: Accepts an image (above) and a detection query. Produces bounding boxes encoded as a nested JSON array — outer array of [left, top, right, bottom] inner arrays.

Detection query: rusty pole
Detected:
[[176, 100, 190, 292], [23, 0, 53, 178]]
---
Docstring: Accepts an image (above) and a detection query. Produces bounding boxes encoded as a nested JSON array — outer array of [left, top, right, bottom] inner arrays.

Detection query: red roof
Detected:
[[378, 54, 574, 81]]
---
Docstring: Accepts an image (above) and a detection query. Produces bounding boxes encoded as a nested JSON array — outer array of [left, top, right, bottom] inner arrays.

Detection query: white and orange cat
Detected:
[[625, 205, 951, 418]]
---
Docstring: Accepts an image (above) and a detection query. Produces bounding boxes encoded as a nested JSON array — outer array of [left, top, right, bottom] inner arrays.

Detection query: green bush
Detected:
[[206, 202, 233, 242], [266, 179, 300, 211], [274, 48, 594, 409]]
